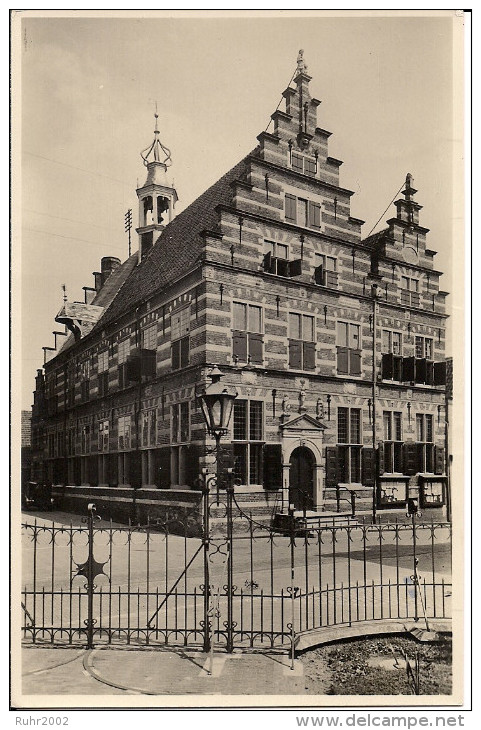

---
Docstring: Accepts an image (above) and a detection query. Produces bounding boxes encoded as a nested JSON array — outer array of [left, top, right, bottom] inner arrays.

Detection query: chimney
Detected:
[[93, 272, 103, 292], [100, 256, 121, 286]]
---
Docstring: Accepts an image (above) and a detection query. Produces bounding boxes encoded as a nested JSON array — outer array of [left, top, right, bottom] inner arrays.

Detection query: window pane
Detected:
[[249, 444, 263, 484], [289, 313, 302, 340], [425, 338, 433, 359], [383, 412, 392, 440], [426, 414, 433, 442], [233, 401, 247, 440], [233, 302, 247, 331], [303, 315, 315, 342], [337, 321, 348, 347], [415, 337, 424, 358], [382, 330, 391, 352], [349, 324, 360, 349], [172, 406, 179, 443], [298, 198, 308, 226], [350, 447, 361, 481], [180, 402, 189, 442], [249, 401, 263, 441], [248, 305, 262, 333], [350, 409, 361, 444], [394, 412, 402, 441], [338, 407, 349, 443], [402, 276, 409, 290], [233, 444, 247, 484], [326, 256, 337, 271], [392, 332, 402, 355], [416, 414, 424, 442], [412, 279, 419, 292], [276, 243, 288, 260], [292, 153, 303, 172]]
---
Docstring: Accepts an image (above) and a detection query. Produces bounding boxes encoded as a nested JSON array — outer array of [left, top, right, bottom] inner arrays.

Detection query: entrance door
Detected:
[[289, 446, 315, 511]]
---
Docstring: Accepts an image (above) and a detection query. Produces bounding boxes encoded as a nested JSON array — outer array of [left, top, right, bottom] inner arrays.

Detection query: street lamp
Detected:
[[197, 366, 238, 496]]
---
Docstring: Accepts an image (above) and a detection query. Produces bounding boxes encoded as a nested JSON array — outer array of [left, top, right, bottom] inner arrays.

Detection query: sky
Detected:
[[15, 10, 463, 410]]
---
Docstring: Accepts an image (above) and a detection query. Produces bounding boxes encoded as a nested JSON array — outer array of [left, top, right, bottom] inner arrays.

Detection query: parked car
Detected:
[[22, 481, 54, 511]]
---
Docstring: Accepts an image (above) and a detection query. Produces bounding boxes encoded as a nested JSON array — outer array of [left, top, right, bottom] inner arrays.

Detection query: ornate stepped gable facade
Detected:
[[30, 53, 449, 518]]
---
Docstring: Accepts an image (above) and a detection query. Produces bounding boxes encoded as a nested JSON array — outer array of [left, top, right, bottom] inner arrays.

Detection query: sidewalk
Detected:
[[21, 645, 306, 697]]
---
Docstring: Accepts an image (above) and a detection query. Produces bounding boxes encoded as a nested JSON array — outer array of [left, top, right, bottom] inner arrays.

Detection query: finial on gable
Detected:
[[297, 49, 308, 73]]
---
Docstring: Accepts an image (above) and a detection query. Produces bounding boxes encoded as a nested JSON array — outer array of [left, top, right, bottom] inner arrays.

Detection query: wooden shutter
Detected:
[[403, 442, 419, 476], [233, 330, 248, 361], [157, 447, 171, 489], [337, 346, 349, 374], [325, 446, 338, 487], [180, 336, 190, 367], [129, 450, 142, 489], [88, 455, 98, 487], [126, 353, 141, 381], [381, 353, 393, 379], [263, 251, 273, 273], [288, 259, 302, 277], [171, 341, 180, 370], [415, 358, 427, 384], [308, 201, 321, 228], [434, 445, 445, 475], [349, 349, 362, 375], [248, 333, 263, 364], [108, 454, 118, 487], [314, 265, 324, 285], [434, 361, 447, 386], [185, 444, 200, 488], [303, 341, 316, 370], [402, 356, 415, 383], [289, 340, 302, 369], [285, 194, 297, 222], [218, 444, 235, 484], [377, 442, 385, 475], [263, 444, 282, 489], [141, 349, 156, 377], [361, 447, 376, 487]]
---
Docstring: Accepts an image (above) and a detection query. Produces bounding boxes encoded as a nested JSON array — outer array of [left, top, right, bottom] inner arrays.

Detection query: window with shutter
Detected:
[[156, 447, 171, 488], [349, 349, 362, 375], [285, 194, 296, 222], [248, 333, 263, 364], [263, 444, 282, 489], [361, 448, 376, 487], [382, 353, 394, 379], [402, 356, 415, 382], [325, 446, 338, 487], [377, 442, 385, 475], [309, 201, 321, 228], [289, 340, 302, 369], [403, 442, 419, 475], [337, 347, 349, 374], [434, 361, 447, 386], [434, 445, 445, 475], [303, 342, 316, 370]]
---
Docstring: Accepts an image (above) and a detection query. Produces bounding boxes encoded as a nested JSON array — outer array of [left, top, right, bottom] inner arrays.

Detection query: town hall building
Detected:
[[29, 52, 449, 525]]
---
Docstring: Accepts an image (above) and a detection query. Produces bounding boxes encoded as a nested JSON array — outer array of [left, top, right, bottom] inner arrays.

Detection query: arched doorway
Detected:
[[289, 446, 315, 511]]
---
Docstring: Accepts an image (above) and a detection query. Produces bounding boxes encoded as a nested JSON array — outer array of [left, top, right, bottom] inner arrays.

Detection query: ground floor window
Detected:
[[416, 414, 435, 472], [232, 399, 264, 485], [337, 407, 362, 482], [171, 445, 188, 486], [383, 411, 403, 473]]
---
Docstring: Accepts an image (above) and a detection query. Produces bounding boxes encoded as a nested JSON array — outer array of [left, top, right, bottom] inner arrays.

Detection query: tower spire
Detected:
[[136, 107, 178, 262]]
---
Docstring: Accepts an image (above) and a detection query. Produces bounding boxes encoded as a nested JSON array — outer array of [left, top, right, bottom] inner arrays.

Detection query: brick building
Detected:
[[30, 53, 449, 523]]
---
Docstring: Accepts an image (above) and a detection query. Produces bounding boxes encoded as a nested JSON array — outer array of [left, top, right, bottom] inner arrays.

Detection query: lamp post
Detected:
[[197, 366, 237, 657], [197, 366, 238, 502]]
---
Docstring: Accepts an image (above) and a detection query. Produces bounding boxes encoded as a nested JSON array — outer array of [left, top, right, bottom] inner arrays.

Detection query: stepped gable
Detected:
[[95, 155, 252, 330], [57, 252, 139, 355]]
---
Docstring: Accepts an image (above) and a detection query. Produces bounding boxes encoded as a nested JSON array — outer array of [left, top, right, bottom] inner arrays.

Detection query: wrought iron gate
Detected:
[[22, 478, 452, 650]]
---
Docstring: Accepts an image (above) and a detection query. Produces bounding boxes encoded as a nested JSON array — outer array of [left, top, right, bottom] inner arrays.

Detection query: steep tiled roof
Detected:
[[95, 155, 251, 329], [362, 228, 389, 249]]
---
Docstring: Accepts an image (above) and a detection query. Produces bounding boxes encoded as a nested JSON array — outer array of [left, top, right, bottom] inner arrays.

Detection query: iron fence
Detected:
[[21, 485, 452, 651]]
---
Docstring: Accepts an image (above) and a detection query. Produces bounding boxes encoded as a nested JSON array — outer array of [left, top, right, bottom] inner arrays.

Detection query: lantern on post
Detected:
[[197, 366, 238, 498]]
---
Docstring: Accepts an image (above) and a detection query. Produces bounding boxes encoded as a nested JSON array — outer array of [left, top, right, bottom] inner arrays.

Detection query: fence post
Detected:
[[202, 471, 211, 653], [86, 503, 96, 650], [289, 504, 296, 671], [226, 473, 234, 653]]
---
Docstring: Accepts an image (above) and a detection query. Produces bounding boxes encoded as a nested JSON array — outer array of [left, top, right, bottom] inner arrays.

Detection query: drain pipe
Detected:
[[371, 283, 379, 524]]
